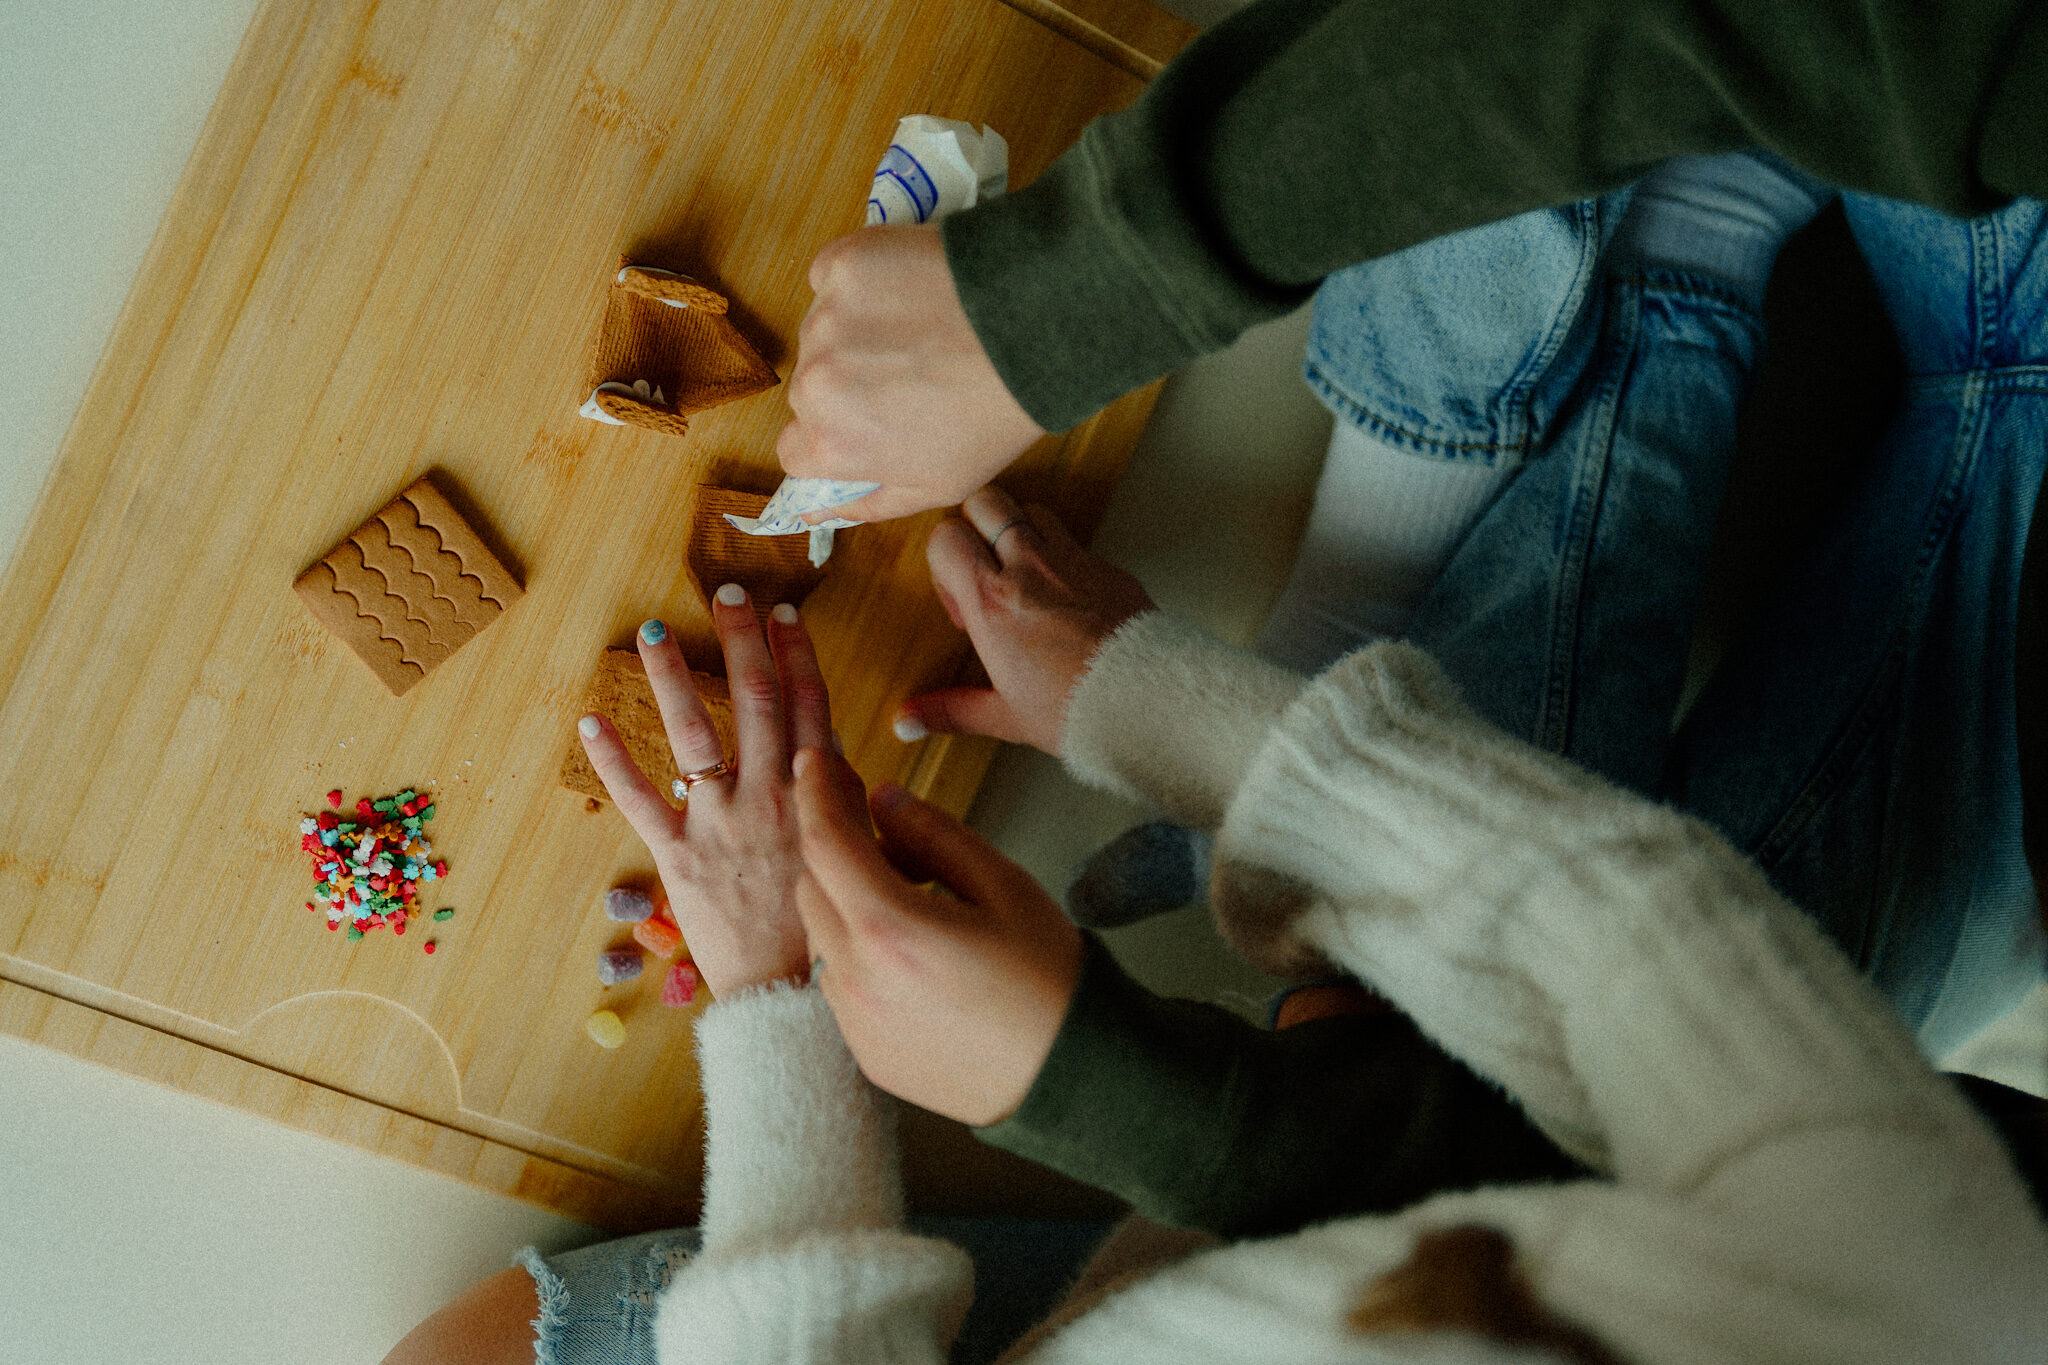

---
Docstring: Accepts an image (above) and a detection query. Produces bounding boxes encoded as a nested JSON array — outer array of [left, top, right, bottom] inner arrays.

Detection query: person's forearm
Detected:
[[658, 983, 971, 1365], [976, 937, 1584, 1238], [1061, 611, 1306, 830], [949, 0, 2048, 431], [693, 982, 904, 1254], [1214, 642, 2019, 1180]]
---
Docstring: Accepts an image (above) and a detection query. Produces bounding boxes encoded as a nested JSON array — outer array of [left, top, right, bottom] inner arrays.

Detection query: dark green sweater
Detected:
[[978, 938, 1585, 1237], [962, 0, 2048, 1238], [946, 0, 2048, 432]]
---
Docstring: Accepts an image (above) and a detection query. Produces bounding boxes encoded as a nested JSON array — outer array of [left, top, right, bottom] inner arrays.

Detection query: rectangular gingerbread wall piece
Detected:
[[293, 477, 524, 696], [560, 647, 736, 804], [687, 487, 830, 620]]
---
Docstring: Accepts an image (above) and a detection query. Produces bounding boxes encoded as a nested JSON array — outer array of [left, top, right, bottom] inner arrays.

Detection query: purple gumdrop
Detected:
[[604, 888, 655, 923], [597, 948, 644, 985]]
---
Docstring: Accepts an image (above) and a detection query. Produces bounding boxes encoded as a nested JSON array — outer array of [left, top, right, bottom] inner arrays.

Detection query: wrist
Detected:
[[976, 925, 1084, 1126]]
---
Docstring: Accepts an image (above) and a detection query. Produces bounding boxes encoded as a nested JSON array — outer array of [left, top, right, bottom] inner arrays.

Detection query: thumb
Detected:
[[868, 782, 1030, 910], [896, 687, 1018, 742], [792, 748, 911, 931]]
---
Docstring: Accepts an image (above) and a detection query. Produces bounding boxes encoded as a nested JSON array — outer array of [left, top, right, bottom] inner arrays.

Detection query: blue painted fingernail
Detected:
[[639, 619, 667, 645]]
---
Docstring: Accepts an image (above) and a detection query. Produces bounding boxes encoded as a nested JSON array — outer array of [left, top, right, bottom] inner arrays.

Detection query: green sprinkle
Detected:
[[345, 926, 365, 941], [420, 804, 435, 820], [432, 908, 453, 922], [398, 790, 416, 803]]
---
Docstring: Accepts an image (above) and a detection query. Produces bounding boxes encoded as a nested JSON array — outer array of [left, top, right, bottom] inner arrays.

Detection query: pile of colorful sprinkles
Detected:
[[299, 789, 447, 941]]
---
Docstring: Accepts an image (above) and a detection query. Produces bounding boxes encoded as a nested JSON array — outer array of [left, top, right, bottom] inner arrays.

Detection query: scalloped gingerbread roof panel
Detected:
[[293, 477, 524, 695]]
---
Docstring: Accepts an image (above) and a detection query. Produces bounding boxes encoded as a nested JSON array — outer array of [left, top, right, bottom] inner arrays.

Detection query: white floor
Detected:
[[3, 4, 2043, 1363]]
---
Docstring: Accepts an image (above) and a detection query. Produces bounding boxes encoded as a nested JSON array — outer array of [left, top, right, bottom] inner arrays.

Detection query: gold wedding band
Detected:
[[671, 759, 732, 800]]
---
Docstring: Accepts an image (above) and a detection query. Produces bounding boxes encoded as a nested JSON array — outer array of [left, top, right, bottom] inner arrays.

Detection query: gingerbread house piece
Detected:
[[581, 261, 779, 437], [687, 486, 831, 621], [560, 648, 737, 806], [294, 477, 523, 696]]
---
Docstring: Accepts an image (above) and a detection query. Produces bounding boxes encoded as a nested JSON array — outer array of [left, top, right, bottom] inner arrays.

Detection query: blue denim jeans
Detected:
[[1302, 190, 2048, 1056], [518, 1218, 1110, 1365]]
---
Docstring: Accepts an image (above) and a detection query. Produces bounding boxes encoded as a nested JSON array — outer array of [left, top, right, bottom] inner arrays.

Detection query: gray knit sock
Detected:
[[1605, 151, 1835, 307], [1066, 822, 1213, 929]]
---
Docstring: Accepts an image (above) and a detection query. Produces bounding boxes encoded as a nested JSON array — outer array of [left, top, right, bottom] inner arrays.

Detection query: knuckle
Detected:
[[979, 570, 1024, 615], [796, 303, 837, 355], [783, 675, 831, 714], [668, 843, 708, 885], [1011, 541, 1051, 577], [731, 666, 782, 710], [805, 355, 848, 404], [808, 238, 845, 290], [775, 421, 808, 468], [674, 713, 722, 757]]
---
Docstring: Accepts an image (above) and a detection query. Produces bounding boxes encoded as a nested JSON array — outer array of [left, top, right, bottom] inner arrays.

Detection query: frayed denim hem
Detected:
[[514, 1246, 569, 1365]]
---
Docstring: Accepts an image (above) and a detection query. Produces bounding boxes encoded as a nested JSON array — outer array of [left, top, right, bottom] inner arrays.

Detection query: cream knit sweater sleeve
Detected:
[[1055, 620, 2048, 1361], [1062, 611, 1309, 829], [653, 983, 972, 1365], [1209, 640, 2048, 1357]]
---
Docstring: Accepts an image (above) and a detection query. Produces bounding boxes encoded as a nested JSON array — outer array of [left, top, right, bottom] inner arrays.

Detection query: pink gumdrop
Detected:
[[660, 959, 700, 1007]]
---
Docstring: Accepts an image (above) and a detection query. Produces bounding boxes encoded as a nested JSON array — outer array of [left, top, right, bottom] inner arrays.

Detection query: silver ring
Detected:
[[671, 759, 732, 800], [987, 516, 1030, 549]]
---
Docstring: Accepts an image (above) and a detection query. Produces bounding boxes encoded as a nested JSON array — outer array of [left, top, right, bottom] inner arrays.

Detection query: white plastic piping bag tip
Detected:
[[727, 477, 878, 537]]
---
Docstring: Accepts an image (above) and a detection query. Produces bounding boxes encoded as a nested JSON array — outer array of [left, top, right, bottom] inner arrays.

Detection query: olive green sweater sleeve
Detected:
[[975, 937, 1585, 1238], [947, 0, 2048, 432]]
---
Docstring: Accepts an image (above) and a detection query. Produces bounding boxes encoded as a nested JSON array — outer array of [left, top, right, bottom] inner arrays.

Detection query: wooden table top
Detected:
[[0, 0, 1191, 1228]]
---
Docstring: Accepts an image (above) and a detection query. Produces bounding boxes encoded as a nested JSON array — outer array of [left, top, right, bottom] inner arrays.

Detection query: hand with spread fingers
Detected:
[[896, 485, 1157, 755], [790, 746, 1084, 1127], [774, 225, 1046, 526], [576, 587, 827, 997]]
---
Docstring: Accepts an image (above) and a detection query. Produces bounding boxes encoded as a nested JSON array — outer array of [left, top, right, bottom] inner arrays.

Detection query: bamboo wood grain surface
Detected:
[[0, 0, 1191, 1225]]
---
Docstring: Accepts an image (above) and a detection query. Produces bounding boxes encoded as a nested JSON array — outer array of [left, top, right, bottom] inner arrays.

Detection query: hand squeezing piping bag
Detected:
[[727, 116, 1008, 567]]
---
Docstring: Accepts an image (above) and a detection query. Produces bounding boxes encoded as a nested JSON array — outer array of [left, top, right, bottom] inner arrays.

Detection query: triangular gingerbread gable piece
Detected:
[[586, 259, 779, 437]]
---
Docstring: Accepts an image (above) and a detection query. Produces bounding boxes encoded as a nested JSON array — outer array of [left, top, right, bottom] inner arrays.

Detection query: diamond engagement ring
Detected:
[[672, 759, 732, 800]]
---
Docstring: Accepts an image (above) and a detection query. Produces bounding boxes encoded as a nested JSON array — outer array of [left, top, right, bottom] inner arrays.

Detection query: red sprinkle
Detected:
[[326, 789, 343, 808], [327, 920, 339, 931], [357, 797, 375, 818], [423, 940, 437, 955]]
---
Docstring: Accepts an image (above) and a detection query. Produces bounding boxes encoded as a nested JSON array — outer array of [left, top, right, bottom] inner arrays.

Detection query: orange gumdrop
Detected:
[[633, 910, 681, 959]]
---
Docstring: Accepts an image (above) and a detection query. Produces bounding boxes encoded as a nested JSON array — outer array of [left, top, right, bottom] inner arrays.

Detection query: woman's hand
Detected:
[[896, 486, 1156, 755], [790, 747, 1083, 1127], [577, 588, 829, 997], [775, 224, 1045, 526]]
